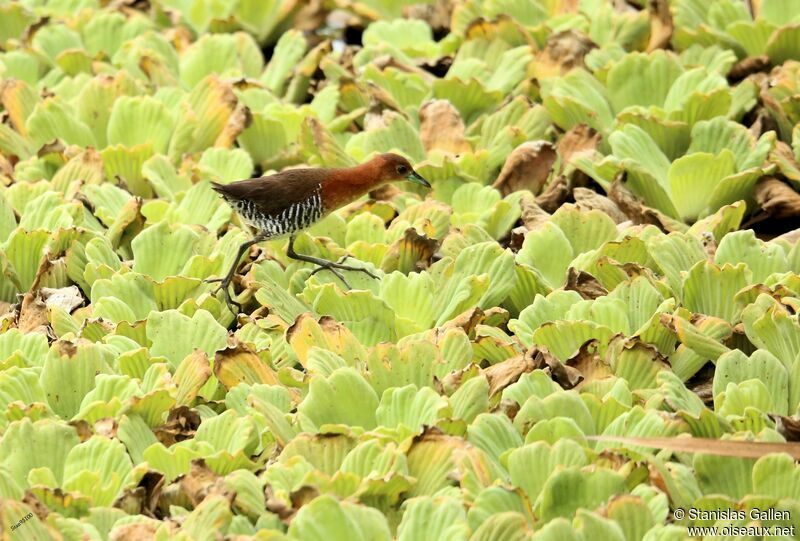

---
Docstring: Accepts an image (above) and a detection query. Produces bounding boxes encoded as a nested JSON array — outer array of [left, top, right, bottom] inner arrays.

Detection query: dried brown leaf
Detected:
[[770, 140, 800, 183], [535, 175, 569, 213], [0, 151, 15, 175], [113, 471, 164, 518], [534, 29, 596, 79], [493, 141, 556, 197], [68, 419, 92, 442], [419, 99, 471, 155], [566, 341, 613, 386], [265, 485, 294, 521], [215, 103, 252, 148], [729, 55, 770, 82], [441, 307, 484, 337], [647, 0, 673, 52], [381, 227, 438, 273], [689, 378, 714, 406], [465, 16, 532, 46], [289, 485, 321, 512], [557, 124, 601, 170], [608, 178, 686, 232], [509, 225, 528, 251], [774, 415, 800, 442], [527, 347, 583, 389], [214, 343, 279, 390], [518, 192, 551, 230], [109, 522, 161, 541], [565, 267, 608, 300], [17, 291, 49, 335], [154, 406, 201, 447], [484, 355, 535, 397], [21, 491, 49, 521], [573, 187, 628, 223], [755, 177, 800, 219], [179, 459, 224, 507], [404, 0, 452, 33]]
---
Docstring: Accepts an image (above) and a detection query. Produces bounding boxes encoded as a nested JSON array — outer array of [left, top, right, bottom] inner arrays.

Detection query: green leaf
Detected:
[[508, 439, 589, 504], [538, 467, 626, 522], [107, 96, 175, 154], [397, 497, 469, 541], [715, 230, 788, 283], [297, 368, 379, 431], [550, 205, 618, 255], [131, 221, 206, 281], [363, 19, 439, 59], [146, 310, 228, 369], [40, 342, 114, 419], [693, 447, 755, 499], [376, 384, 448, 431], [433, 77, 503, 125], [261, 30, 308, 96], [682, 261, 750, 322], [605, 51, 682, 113], [669, 151, 737, 222], [26, 97, 96, 148], [0, 418, 80, 489], [517, 223, 573, 289], [62, 436, 134, 506], [287, 495, 391, 541]]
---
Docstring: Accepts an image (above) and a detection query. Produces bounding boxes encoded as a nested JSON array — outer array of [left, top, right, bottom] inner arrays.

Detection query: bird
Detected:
[[208, 153, 431, 313]]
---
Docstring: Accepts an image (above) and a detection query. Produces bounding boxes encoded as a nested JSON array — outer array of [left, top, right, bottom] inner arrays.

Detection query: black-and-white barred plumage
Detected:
[[227, 184, 324, 239]]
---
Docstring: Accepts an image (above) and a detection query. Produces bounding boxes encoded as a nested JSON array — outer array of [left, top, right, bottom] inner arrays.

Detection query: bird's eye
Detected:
[[396, 165, 408, 175]]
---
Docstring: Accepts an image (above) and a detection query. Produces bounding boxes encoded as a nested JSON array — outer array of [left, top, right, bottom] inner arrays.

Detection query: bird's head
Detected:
[[375, 153, 431, 188]]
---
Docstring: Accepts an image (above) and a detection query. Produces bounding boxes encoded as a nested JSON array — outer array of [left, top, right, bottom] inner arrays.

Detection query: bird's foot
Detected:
[[222, 288, 243, 314], [204, 277, 242, 314], [308, 256, 380, 281], [309, 262, 353, 289]]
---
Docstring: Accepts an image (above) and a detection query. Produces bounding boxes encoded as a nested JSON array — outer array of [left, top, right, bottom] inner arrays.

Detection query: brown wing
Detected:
[[211, 168, 331, 218]]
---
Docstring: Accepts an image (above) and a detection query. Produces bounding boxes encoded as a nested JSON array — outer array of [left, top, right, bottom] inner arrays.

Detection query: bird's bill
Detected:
[[406, 171, 431, 188]]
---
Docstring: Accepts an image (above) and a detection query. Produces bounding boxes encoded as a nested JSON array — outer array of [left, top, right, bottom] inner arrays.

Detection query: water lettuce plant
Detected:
[[1, 0, 800, 539]]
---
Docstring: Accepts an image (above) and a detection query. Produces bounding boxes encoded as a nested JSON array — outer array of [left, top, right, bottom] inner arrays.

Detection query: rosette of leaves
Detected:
[[541, 49, 755, 139], [154, 0, 304, 43], [671, 0, 800, 63], [573, 117, 776, 222]]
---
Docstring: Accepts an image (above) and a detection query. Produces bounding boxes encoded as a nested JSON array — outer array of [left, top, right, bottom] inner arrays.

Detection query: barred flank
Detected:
[[226, 184, 324, 239]]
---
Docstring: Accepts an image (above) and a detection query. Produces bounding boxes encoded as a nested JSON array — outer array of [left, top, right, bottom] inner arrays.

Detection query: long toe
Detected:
[[330, 261, 380, 280], [308, 262, 377, 283], [345, 266, 379, 280], [357, 268, 380, 280], [208, 279, 229, 296], [223, 291, 242, 314], [322, 266, 351, 289], [336, 271, 352, 290]]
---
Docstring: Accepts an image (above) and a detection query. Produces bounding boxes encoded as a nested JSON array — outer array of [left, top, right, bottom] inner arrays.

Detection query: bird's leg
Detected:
[[286, 235, 351, 287], [206, 234, 265, 313], [286, 235, 380, 287]]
